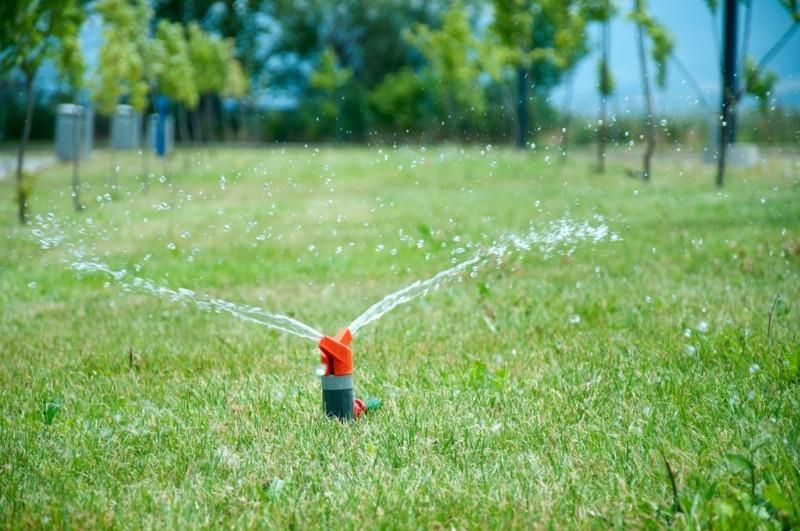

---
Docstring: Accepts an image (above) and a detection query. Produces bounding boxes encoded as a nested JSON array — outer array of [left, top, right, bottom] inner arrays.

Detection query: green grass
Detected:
[[1, 145, 799, 528]]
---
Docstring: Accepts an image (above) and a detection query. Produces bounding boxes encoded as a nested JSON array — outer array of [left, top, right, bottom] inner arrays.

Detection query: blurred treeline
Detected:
[[1, 0, 798, 146]]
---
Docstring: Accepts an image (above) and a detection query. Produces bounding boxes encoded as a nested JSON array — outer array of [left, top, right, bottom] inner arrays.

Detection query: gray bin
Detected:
[[111, 105, 141, 149], [55, 104, 92, 161], [146, 114, 174, 155]]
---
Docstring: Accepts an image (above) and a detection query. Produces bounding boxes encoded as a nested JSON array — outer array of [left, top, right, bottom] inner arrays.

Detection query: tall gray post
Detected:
[[111, 105, 141, 149], [55, 104, 92, 161]]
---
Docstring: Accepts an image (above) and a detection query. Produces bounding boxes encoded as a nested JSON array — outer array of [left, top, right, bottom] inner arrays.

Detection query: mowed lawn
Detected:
[[1, 145, 799, 528]]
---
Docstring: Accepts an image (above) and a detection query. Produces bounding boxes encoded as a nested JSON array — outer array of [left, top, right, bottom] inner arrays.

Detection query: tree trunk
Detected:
[[178, 104, 191, 145], [635, 6, 656, 181], [597, 21, 610, 173], [222, 103, 233, 142], [71, 104, 83, 211], [16, 72, 35, 224], [559, 70, 576, 163], [178, 104, 192, 171], [204, 93, 215, 143], [717, 0, 738, 187], [191, 107, 202, 143], [238, 101, 247, 142], [515, 65, 529, 149]]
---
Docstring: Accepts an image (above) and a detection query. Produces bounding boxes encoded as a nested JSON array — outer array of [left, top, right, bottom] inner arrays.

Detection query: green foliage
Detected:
[[582, 0, 616, 22], [42, 397, 63, 426], [307, 47, 352, 130], [597, 56, 615, 96], [187, 23, 230, 96], [778, 0, 800, 20], [405, 3, 486, 124], [309, 47, 351, 94], [491, 0, 535, 65], [16, 170, 36, 204], [223, 56, 249, 99], [369, 68, 424, 131], [630, 0, 673, 88], [0, 0, 85, 81], [550, 4, 589, 70], [93, 0, 151, 114], [154, 20, 199, 108], [743, 57, 777, 113], [703, 0, 719, 13]]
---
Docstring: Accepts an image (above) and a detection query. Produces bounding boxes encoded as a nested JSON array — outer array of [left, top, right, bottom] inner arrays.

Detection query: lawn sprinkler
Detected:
[[317, 328, 380, 421]]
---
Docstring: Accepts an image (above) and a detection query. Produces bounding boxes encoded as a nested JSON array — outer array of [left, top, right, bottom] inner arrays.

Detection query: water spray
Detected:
[[31, 215, 615, 422]]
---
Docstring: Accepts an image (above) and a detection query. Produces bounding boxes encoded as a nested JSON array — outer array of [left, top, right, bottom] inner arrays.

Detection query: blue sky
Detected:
[[67, 0, 800, 115], [552, 0, 800, 114]]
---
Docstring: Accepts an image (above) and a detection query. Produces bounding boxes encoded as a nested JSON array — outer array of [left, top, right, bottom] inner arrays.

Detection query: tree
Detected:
[[187, 23, 230, 142], [221, 46, 249, 141], [405, 2, 486, 140], [369, 68, 425, 135], [58, 30, 86, 212], [489, 0, 579, 149], [630, 0, 672, 181], [551, 4, 588, 161], [153, 20, 198, 145], [583, 0, 616, 172], [94, 0, 151, 184], [0, 0, 85, 224], [93, 0, 150, 115], [309, 47, 352, 139]]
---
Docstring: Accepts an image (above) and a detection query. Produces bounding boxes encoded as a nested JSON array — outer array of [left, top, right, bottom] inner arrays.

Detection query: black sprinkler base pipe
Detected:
[[321, 374, 355, 421]]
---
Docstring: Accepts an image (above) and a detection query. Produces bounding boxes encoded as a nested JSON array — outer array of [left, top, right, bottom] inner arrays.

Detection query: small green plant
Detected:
[[16, 171, 36, 207], [42, 397, 63, 426]]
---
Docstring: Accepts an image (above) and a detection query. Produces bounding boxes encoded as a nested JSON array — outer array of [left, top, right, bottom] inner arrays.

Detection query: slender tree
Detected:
[[552, 5, 588, 162], [309, 47, 351, 140], [187, 24, 230, 142], [94, 0, 151, 184], [630, 0, 672, 181], [59, 33, 86, 211], [0, 0, 85, 224], [405, 3, 486, 140], [221, 45, 249, 141], [489, 0, 581, 149], [152, 20, 199, 147], [598, 21, 613, 172], [581, 1, 616, 172]]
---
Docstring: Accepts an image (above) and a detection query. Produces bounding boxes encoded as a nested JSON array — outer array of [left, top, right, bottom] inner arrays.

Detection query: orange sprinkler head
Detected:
[[318, 328, 353, 376]]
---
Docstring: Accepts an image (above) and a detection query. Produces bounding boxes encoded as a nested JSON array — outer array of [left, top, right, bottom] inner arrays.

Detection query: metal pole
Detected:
[[722, 0, 738, 145], [717, 0, 738, 186]]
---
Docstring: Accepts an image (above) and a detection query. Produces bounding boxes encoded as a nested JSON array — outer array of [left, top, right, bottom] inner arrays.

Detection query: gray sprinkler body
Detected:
[[321, 374, 354, 421]]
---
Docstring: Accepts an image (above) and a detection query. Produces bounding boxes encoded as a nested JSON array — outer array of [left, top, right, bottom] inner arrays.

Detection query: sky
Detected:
[[63, 0, 800, 115]]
